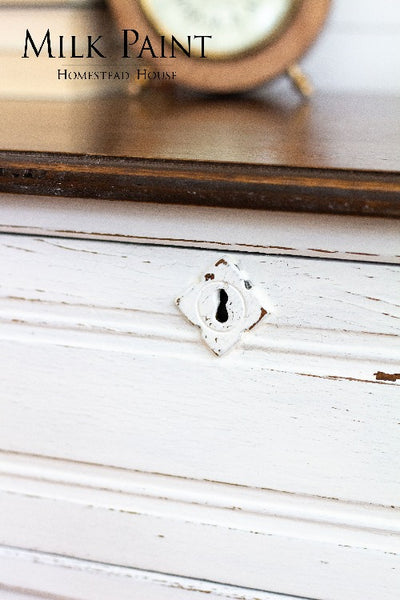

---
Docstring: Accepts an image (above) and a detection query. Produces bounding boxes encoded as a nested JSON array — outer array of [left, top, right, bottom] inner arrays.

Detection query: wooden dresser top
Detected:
[[0, 91, 399, 217]]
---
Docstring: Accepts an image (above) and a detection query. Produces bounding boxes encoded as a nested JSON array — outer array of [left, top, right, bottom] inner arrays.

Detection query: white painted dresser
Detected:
[[0, 90, 399, 600]]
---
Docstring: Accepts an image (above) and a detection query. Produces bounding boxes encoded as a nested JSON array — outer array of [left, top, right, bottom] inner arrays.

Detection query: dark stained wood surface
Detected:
[[0, 89, 399, 216]]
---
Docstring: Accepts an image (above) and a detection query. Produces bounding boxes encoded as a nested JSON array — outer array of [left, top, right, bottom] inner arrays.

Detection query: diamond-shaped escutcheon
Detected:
[[176, 258, 271, 356]]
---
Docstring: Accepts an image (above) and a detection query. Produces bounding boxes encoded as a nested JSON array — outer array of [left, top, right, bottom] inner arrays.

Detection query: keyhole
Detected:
[[216, 288, 229, 323]]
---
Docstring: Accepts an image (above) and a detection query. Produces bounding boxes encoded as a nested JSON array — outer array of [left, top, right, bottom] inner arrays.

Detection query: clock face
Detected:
[[140, 0, 298, 58]]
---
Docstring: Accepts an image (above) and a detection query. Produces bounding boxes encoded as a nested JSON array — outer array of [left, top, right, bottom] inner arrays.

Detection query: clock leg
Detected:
[[286, 64, 314, 99]]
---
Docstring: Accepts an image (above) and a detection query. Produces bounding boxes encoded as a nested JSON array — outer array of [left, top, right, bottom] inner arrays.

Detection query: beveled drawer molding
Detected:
[[0, 297, 398, 369], [0, 452, 399, 600]]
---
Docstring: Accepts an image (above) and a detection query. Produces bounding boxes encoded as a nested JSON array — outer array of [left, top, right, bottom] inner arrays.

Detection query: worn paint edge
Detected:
[[0, 224, 399, 264], [0, 546, 302, 600]]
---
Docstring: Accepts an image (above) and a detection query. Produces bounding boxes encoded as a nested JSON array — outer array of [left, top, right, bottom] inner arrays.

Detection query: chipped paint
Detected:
[[308, 248, 339, 254], [248, 307, 268, 331], [375, 371, 400, 382]]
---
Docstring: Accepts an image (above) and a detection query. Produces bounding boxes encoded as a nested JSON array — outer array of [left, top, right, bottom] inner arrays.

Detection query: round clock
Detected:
[[110, 0, 331, 93]]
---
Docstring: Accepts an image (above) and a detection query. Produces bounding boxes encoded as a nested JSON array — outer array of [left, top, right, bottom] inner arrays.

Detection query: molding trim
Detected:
[[0, 451, 399, 600], [0, 451, 399, 535], [1, 151, 400, 217], [0, 297, 398, 383], [1, 196, 399, 264], [0, 546, 304, 600]]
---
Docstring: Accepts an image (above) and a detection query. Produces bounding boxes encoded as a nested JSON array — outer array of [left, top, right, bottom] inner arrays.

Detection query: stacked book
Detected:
[[0, 0, 131, 99]]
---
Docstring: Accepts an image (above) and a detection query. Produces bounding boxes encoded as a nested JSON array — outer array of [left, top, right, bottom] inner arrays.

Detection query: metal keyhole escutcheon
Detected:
[[176, 258, 270, 356]]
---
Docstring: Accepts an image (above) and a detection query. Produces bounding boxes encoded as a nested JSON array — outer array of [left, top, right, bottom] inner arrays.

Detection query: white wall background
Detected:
[[302, 0, 400, 93]]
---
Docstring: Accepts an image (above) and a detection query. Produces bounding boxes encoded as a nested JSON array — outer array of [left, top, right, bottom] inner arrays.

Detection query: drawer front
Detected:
[[0, 233, 399, 600]]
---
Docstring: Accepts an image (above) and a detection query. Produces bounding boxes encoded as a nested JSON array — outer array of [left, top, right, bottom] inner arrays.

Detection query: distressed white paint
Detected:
[[1, 234, 399, 337], [0, 453, 399, 600], [0, 194, 399, 263], [0, 546, 305, 600], [0, 234, 399, 505], [0, 232, 399, 598], [2, 330, 399, 505]]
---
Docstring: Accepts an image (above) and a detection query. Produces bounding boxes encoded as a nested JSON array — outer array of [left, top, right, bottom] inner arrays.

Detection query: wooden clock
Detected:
[[109, 0, 331, 93]]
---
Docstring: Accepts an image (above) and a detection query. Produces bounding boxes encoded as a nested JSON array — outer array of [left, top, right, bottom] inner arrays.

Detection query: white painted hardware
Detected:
[[176, 258, 269, 355]]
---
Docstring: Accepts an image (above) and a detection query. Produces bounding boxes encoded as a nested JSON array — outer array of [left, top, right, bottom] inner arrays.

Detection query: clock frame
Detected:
[[110, 0, 331, 93]]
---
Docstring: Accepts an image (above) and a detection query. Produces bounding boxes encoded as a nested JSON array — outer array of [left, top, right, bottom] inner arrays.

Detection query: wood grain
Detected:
[[1, 150, 399, 217], [0, 92, 399, 216]]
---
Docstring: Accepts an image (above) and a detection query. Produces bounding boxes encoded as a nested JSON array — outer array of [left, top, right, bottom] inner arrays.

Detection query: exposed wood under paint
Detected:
[[375, 371, 400, 382]]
